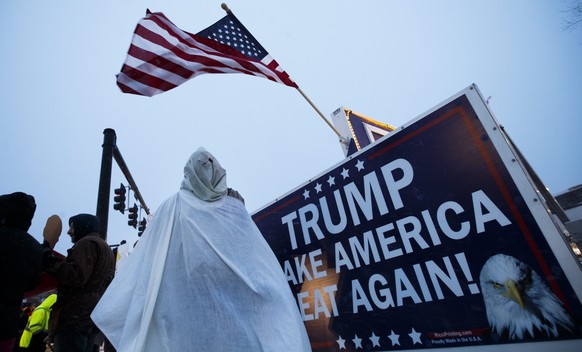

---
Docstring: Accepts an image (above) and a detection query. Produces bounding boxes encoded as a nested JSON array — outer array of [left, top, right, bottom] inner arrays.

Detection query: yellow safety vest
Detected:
[[19, 294, 56, 348]]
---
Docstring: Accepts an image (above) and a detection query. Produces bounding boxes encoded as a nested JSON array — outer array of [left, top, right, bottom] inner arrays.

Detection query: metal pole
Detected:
[[113, 147, 151, 215], [221, 2, 348, 146], [500, 126, 569, 223], [96, 128, 116, 241], [296, 86, 346, 142]]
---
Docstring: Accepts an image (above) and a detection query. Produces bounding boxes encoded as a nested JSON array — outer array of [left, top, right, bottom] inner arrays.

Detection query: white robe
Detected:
[[91, 190, 311, 351]]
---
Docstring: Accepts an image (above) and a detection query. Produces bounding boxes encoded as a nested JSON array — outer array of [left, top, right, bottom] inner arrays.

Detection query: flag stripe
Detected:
[[117, 71, 165, 96], [127, 41, 192, 80], [135, 22, 227, 74], [119, 63, 178, 92], [124, 51, 189, 85], [141, 16, 289, 84], [130, 30, 236, 80], [116, 11, 297, 96], [139, 17, 279, 88]]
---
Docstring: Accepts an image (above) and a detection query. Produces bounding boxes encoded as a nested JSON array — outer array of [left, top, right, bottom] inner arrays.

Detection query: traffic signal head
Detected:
[[138, 217, 147, 236], [113, 184, 126, 214], [127, 204, 138, 228]]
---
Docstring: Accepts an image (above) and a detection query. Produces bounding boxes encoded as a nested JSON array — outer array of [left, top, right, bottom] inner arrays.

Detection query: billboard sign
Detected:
[[252, 85, 582, 351]]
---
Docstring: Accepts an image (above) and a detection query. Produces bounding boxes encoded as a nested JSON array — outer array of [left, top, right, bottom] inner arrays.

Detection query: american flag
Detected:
[[116, 10, 297, 96]]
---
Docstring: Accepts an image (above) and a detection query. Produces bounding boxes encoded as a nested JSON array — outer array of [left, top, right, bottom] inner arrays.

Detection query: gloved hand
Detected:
[[227, 188, 245, 204]]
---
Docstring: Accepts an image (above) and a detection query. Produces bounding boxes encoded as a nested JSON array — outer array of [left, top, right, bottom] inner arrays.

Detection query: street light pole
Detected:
[[96, 128, 151, 242], [96, 128, 116, 241]]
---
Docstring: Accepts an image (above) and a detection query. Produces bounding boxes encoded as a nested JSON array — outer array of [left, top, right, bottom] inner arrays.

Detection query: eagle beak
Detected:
[[505, 279, 525, 308]]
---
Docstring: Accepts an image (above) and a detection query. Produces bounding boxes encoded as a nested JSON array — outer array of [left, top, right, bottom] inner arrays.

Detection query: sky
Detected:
[[1, 0, 581, 254]]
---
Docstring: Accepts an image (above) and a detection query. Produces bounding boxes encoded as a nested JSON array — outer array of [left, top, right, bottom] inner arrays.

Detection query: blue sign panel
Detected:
[[252, 90, 582, 351]]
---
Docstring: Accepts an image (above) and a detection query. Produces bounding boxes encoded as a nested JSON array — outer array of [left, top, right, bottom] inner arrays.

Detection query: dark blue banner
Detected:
[[252, 92, 582, 351]]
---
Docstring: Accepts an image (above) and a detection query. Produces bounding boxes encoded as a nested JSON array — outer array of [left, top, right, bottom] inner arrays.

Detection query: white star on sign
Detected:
[[336, 336, 346, 349], [369, 332, 380, 347], [314, 183, 322, 193], [327, 175, 335, 186], [302, 189, 310, 200], [409, 327, 422, 345], [352, 335, 362, 349], [388, 330, 400, 346], [341, 168, 350, 179], [356, 159, 365, 171]]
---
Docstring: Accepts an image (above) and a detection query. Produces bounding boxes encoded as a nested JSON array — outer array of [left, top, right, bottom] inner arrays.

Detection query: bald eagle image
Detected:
[[479, 254, 575, 340]]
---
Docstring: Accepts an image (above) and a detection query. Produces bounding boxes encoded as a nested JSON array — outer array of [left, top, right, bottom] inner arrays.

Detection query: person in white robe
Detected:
[[91, 147, 312, 352]]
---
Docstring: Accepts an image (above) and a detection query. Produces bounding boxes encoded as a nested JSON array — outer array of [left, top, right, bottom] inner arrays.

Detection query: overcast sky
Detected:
[[1, 1, 580, 254]]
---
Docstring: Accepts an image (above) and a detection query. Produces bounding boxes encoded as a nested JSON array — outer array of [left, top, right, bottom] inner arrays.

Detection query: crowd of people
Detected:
[[1, 191, 116, 352], [1, 147, 311, 352]]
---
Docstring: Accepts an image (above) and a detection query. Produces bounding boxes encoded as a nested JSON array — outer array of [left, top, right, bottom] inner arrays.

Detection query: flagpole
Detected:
[[221, 3, 348, 144], [295, 86, 346, 142]]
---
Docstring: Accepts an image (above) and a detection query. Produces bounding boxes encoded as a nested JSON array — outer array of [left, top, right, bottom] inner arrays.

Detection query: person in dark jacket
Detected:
[[0, 192, 43, 352], [42, 214, 115, 352]]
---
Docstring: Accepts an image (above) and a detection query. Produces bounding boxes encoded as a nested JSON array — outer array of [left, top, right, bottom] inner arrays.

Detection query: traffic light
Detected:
[[113, 184, 126, 214], [127, 205, 138, 228], [138, 217, 147, 236]]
